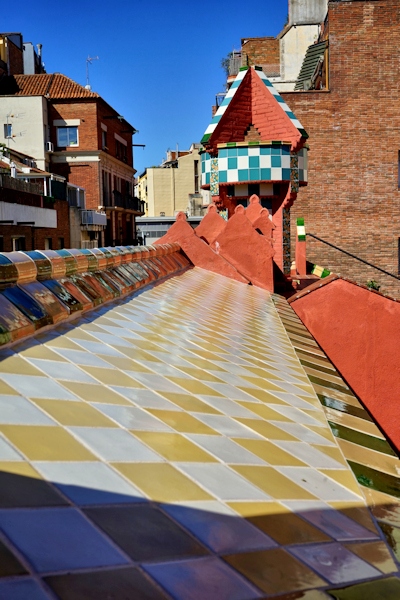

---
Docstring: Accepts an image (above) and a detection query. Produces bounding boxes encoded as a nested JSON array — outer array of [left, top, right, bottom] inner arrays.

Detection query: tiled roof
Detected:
[[201, 66, 308, 145], [295, 40, 327, 91], [1, 267, 400, 597], [13, 73, 99, 99]]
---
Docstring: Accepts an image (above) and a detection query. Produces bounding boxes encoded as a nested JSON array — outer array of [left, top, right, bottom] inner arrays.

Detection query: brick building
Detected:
[[281, 0, 400, 296], [10, 74, 144, 248], [221, 0, 400, 296]]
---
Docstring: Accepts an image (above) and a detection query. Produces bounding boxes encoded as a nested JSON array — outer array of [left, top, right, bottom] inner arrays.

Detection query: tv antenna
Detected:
[[85, 55, 99, 90]]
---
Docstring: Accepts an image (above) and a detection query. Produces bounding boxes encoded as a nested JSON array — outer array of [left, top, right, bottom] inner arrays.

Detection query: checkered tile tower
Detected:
[[200, 66, 309, 273]]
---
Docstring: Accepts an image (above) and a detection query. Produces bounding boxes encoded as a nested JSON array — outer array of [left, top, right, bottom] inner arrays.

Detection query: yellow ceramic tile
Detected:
[[0, 380, 19, 395], [18, 345, 68, 361], [369, 497, 400, 527], [324, 408, 386, 440], [0, 356, 44, 376], [345, 541, 398, 574], [146, 411, 219, 435], [183, 357, 228, 372], [112, 348, 162, 363], [244, 366, 285, 381], [236, 402, 293, 422], [306, 425, 336, 442], [0, 426, 97, 461], [230, 500, 331, 544], [303, 366, 346, 386], [187, 349, 228, 362], [65, 329, 97, 341], [232, 438, 307, 466], [241, 375, 286, 392], [133, 432, 217, 462], [45, 337, 85, 351], [313, 444, 348, 466], [312, 384, 362, 408], [235, 419, 300, 442], [319, 469, 363, 498], [223, 548, 325, 595], [112, 462, 214, 502], [237, 387, 288, 404], [60, 382, 132, 405], [227, 500, 285, 518], [0, 461, 43, 478], [232, 465, 317, 500], [80, 323, 105, 333], [31, 399, 118, 427], [328, 501, 380, 534], [99, 356, 153, 373], [166, 377, 224, 397], [176, 367, 225, 384], [336, 438, 400, 478], [159, 393, 223, 414], [129, 340, 166, 352], [249, 507, 331, 545], [79, 367, 145, 388]]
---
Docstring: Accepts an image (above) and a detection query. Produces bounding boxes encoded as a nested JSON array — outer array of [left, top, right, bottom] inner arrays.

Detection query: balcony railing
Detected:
[[111, 191, 145, 213], [0, 173, 43, 196], [81, 210, 107, 227], [81, 240, 98, 249]]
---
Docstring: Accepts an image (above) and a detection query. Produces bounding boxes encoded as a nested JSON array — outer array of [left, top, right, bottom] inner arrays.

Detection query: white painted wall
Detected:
[[279, 24, 320, 90], [0, 201, 57, 228], [0, 96, 49, 170]]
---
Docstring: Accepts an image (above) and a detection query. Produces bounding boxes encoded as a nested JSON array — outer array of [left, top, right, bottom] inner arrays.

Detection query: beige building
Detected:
[[136, 144, 210, 217]]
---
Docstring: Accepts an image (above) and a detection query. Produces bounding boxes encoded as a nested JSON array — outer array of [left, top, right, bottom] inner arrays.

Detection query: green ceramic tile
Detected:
[[326, 577, 400, 599]]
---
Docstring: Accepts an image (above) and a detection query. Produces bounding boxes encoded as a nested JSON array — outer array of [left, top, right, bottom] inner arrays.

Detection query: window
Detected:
[[44, 237, 53, 250], [194, 160, 199, 193], [248, 183, 260, 197], [115, 140, 127, 162], [102, 130, 107, 149], [12, 237, 25, 251], [57, 126, 78, 147], [58, 237, 64, 249], [3, 124, 12, 138]]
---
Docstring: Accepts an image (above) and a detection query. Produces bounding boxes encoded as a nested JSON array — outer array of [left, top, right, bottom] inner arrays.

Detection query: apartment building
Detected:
[[136, 144, 209, 217]]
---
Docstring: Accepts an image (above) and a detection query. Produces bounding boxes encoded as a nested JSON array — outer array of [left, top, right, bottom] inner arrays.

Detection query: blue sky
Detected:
[[3, 0, 287, 175]]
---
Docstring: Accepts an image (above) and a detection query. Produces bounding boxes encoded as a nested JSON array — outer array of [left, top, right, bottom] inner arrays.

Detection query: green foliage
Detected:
[[221, 54, 231, 77], [366, 279, 380, 291]]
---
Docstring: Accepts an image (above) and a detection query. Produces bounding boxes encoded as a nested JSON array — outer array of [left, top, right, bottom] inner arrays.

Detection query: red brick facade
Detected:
[[0, 190, 70, 252], [281, 0, 400, 296], [48, 92, 140, 245], [241, 37, 280, 73]]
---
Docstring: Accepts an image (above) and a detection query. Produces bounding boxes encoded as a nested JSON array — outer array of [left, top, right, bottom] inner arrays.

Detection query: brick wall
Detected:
[[50, 100, 135, 212], [34, 199, 70, 249], [50, 101, 98, 151], [0, 199, 70, 251], [7, 39, 23, 75], [242, 37, 280, 70], [97, 102, 133, 167], [282, 0, 400, 297]]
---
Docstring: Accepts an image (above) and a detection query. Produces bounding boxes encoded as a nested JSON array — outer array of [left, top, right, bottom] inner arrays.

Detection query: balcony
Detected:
[[110, 191, 145, 214], [80, 210, 107, 231], [0, 201, 57, 228]]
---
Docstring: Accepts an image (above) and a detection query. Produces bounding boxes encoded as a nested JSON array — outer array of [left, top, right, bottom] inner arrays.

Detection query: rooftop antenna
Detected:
[[85, 55, 99, 90]]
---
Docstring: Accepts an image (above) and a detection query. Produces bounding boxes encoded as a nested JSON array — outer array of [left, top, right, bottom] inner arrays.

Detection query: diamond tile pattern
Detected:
[[0, 268, 399, 598]]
